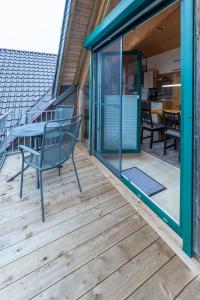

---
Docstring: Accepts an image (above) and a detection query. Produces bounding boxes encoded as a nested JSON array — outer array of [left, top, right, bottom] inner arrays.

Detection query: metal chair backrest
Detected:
[[141, 109, 153, 127], [54, 105, 74, 122], [40, 115, 82, 169], [163, 111, 180, 130]]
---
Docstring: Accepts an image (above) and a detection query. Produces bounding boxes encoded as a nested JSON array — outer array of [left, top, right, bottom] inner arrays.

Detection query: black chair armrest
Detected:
[[19, 145, 40, 156]]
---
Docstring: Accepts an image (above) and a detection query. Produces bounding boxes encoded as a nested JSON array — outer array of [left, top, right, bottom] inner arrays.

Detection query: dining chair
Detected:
[[19, 115, 82, 222], [163, 111, 180, 158], [141, 108, 165, 149]]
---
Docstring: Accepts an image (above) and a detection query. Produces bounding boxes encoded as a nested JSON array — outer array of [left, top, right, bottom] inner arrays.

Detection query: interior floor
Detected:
[[141, 134, 180, 169], [122, 152, 180, 223]]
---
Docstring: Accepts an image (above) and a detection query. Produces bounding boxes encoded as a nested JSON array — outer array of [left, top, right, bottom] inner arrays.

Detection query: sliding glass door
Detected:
[[122, 51, 142, 153], [94, 39, 122, 176], [90, 0, 193, 256], [94, 39, 142, 176]]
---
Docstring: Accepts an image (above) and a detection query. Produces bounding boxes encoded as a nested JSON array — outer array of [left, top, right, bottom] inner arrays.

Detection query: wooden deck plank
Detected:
[[0, 180, 113, 237], [32, 226, 159, 300], [0, 205, 134, 289], [0, 215, 146, 299], [0, 188, 119, 251], [0, 199, 131, 268], [176, 276, 200, 300], [0, 145, 197, 299], [81, 240, 175, 300], [0, 214, 138, 290], [0, 154, 91, 196], [0, 165, 104, 209], [0, 161, 95, 203], [127, 256, 195, 300]]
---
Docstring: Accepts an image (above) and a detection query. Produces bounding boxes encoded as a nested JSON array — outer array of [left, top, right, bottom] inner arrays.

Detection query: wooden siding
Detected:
[[59, 0, 121, 88], [107, 0, 121, 13], [0, 145, 199, 299], [61, 0, 95, 87]]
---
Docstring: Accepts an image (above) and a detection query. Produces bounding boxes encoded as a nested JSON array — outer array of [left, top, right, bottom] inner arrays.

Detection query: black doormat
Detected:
[[123, 167, 166, 197]]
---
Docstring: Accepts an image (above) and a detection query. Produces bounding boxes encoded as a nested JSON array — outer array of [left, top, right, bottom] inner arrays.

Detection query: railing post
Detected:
[[78, 89, 84, 142]]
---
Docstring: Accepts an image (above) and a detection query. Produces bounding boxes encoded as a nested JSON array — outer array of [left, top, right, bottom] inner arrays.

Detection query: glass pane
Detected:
[[95, 39, 122, 175], [122, 53, 140, 151], [122, 1, 181, 224]]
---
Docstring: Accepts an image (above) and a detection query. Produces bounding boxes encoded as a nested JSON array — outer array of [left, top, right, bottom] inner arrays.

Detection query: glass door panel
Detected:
[[122, 51, 142, 152], [121, 1, 181, 226], [95, 39, 122, 176]]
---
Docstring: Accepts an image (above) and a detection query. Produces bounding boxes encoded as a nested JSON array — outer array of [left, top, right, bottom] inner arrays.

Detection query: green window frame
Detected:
[[86, 0, 194, 256]]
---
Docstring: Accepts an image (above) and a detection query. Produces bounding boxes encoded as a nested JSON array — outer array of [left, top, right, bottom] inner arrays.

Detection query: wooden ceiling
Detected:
[[124, 2, 180, 57]]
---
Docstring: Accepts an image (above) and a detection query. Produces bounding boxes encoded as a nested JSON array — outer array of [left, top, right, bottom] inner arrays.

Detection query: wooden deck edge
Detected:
[[77, 143, 200, 275]]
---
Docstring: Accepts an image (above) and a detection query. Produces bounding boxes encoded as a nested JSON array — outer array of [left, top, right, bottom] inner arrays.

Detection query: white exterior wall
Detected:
[[146, 48, 180, 74]]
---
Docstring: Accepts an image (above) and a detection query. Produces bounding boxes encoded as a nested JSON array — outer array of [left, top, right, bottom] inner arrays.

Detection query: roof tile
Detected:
[[0, 48, 57, 125]]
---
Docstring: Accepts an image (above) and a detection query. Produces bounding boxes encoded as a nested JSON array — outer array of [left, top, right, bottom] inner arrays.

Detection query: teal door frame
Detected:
[[86, 0, 194, 256]]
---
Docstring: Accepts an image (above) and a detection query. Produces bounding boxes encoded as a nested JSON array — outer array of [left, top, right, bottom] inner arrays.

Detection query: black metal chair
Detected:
[[19, 115, 82, 222], [163, 111, 180, 157], [141, 109, 165, 149]]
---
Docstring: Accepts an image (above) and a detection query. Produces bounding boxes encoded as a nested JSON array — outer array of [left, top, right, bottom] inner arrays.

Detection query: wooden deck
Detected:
[[0, 145, 199, 299]]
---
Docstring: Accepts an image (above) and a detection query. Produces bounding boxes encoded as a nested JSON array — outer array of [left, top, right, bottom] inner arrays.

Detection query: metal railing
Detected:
[[6, 109, 57, 155], [2, 86, 77, 157]]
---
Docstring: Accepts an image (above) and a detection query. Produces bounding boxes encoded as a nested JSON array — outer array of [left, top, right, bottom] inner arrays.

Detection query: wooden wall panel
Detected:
[[60, 0, 121, 88], [61, 0, 95, 86]]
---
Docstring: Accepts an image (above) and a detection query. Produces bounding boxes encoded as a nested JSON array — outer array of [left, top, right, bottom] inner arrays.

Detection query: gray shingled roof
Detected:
[[0, 48, 57, 125]]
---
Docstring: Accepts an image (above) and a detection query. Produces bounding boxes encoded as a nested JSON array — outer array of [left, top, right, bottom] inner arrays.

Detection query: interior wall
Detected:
[[146, 48, 180, 74]]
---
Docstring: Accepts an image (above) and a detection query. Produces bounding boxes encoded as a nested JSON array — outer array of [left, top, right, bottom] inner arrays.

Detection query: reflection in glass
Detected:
[[122, 1, 181, 224], [95, 39, 122, 175]]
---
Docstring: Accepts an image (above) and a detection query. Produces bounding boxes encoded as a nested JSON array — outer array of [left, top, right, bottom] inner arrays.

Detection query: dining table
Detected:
[[151, 109, 181, 115], [7, 122, 56, 182]]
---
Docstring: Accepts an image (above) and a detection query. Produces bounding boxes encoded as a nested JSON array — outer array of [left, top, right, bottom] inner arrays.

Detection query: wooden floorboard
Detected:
[[127, 256, 195, 300], [0, 145, 198, 299]]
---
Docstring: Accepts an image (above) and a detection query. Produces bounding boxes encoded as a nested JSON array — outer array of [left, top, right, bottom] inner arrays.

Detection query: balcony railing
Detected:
[[6, 109, 57, 155]]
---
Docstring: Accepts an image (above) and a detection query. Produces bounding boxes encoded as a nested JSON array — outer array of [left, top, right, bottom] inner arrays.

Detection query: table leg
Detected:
[[6, 165, 29, 182], [6, 136, 35, 182]]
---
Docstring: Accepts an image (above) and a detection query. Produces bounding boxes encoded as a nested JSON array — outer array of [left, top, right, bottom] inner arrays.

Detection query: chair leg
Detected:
[[174, 138, 177, 150], [150, 131, 153, 149], [58, 166, 61, 176], [141, 127, 144, 144], [164, 134, 167, 155], [20, 159, 25, 198], [72, 153, 82, 192], [36, 169, 40, 189], [39, 171, 45, 222]]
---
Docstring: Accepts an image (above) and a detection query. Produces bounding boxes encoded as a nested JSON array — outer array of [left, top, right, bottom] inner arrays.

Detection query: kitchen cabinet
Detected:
[[144, 70, 158, 88]]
